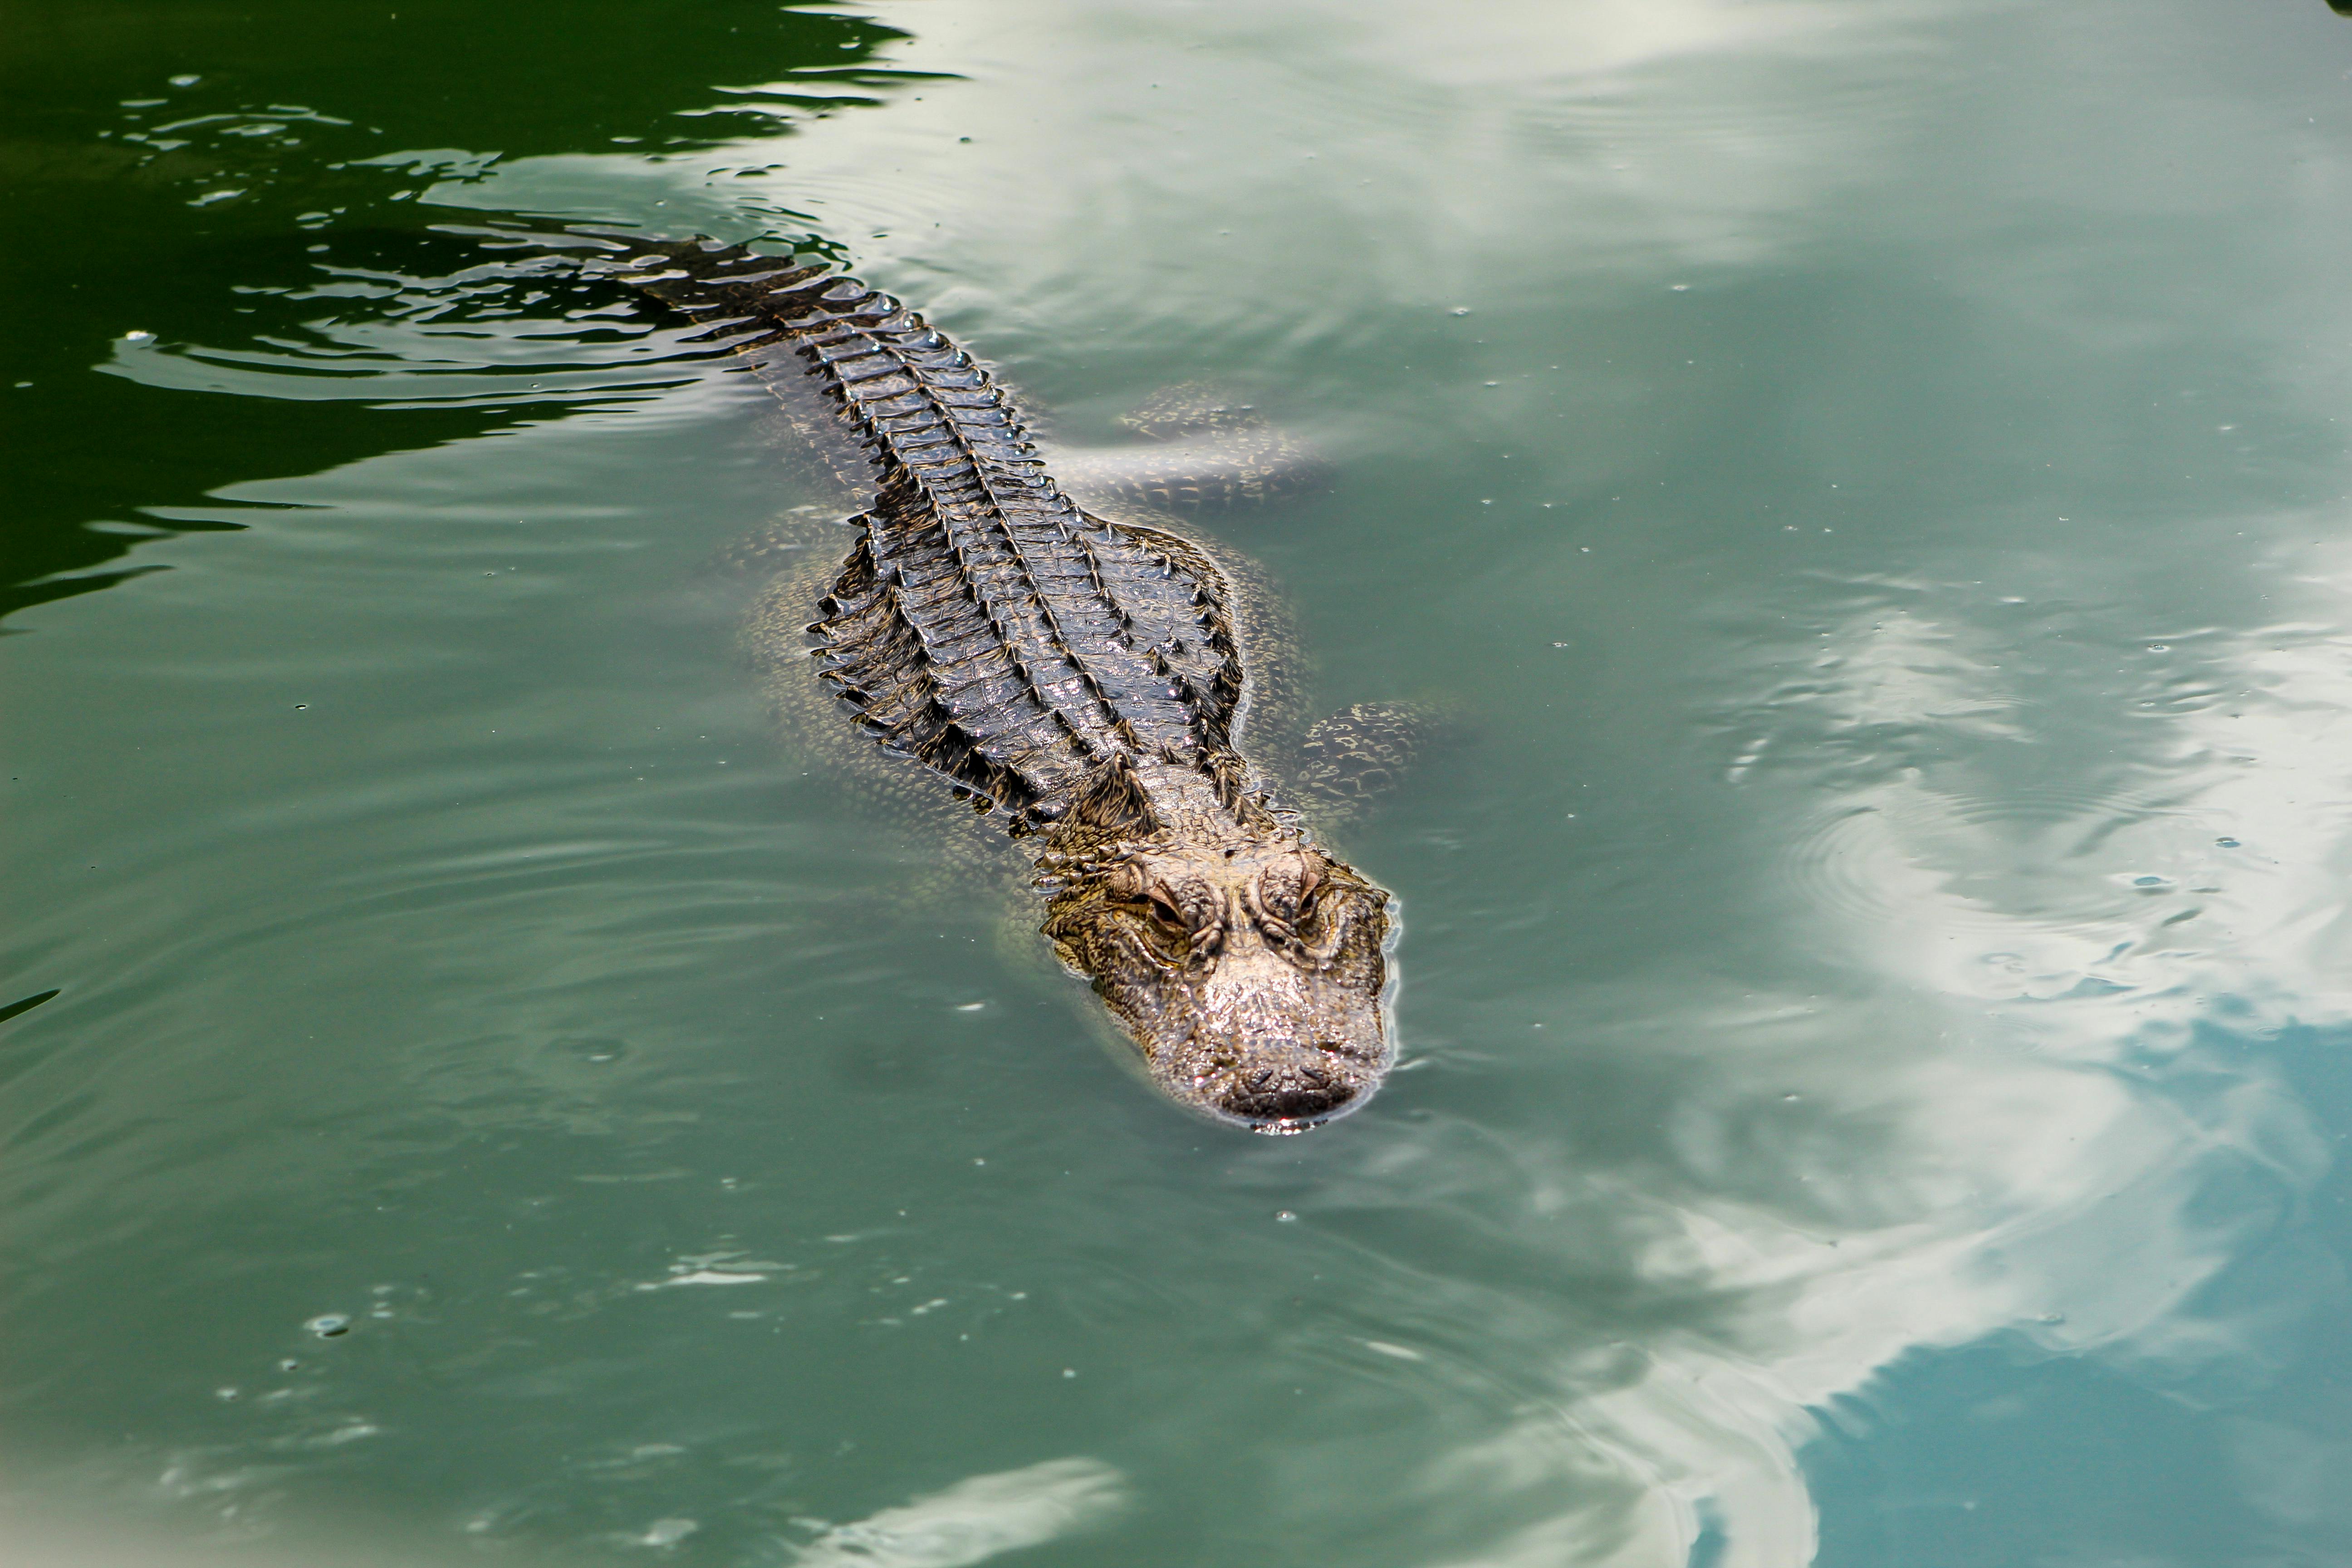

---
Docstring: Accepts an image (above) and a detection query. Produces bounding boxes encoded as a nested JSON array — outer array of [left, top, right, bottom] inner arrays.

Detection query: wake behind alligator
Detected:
[[471, 226, 1396, 1132]]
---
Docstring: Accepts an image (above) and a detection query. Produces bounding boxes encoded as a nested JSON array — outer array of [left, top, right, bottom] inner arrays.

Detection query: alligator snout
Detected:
[[1210, 1043, 1360, 1128]]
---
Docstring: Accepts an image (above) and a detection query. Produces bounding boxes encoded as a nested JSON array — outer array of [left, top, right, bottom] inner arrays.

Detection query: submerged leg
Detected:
[[1050, 383, 1327, 513], [1284, 701, 1445, 824]]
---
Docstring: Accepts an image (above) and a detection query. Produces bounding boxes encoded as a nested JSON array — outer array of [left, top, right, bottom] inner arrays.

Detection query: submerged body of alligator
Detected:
[[475, 227, 1402, 1132]]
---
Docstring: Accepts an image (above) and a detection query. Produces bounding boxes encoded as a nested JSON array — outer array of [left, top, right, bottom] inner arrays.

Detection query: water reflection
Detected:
[[1205, 624, 2332, 1560], [0, 1458, 1127, 1568], [1253, 526, 2352, 1561], [789, 1459, 1128, 1568], [0, 0, 932, 626], [10, 0, 2352, 1564]]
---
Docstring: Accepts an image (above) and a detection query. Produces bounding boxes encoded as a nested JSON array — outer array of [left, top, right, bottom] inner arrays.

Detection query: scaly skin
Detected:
[[464, 225, 1394, 1132], [1036, 753, 1392, 1128]]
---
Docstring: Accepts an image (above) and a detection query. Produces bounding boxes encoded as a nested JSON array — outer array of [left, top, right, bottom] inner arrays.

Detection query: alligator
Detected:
[[465, 226, 1404, 1132]]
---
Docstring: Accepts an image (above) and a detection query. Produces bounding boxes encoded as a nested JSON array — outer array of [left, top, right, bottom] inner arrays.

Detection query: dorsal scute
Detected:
[[551, 227, 1249, 819]]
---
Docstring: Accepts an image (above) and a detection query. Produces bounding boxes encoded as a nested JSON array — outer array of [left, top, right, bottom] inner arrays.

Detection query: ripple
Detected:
[[98, 250, 736, 414], [1771, 780, 2194, 943]]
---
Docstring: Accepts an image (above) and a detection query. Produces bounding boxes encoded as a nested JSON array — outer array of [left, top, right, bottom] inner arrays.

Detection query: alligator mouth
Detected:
[[1225, 1083, 1357, 1132], [1204, 1045, 1365, 1131]]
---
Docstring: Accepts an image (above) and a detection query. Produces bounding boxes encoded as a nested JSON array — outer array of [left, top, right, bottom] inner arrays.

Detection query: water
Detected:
[[7, 2, 2352, 1564]]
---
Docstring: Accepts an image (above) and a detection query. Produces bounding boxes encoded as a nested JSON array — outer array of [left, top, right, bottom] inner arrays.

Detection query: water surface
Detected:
[[8, 2, 2352, 1564]]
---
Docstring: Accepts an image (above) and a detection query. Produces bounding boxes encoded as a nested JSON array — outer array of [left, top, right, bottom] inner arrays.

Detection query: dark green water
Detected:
[[9, 3, 2352, 1564]]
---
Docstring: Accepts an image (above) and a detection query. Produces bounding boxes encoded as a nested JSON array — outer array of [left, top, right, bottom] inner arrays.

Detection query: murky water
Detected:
[[8, 2, 2352, 1564]]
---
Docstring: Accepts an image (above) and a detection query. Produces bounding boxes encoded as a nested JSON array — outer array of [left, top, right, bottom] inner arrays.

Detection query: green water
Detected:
[[8, 2, 2352, 1564]]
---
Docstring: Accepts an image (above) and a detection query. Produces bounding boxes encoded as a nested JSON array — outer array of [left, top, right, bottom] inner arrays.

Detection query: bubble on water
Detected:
[[1274, 1210, 1298, 1223], [306, 1314, 350, 1338], [169, 74, 201, 87], [1670, 283, 1691, 291], [2216, 837, 2240, 848], [1450, 307, 1471, 316], [2132, 875, 2167, 888], [2146, 644, 2170, 652]]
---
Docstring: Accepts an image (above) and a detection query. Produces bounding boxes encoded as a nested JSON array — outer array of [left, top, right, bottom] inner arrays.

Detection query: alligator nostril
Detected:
[[1216, 1068, 1358, 1127]]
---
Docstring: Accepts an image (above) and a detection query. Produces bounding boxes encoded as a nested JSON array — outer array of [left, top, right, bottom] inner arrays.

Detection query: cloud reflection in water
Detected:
[[67, 0, 2352, 1561], [426, 0, 2346, 1559]]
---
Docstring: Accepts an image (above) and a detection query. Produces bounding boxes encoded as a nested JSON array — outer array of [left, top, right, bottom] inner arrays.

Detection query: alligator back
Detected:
[[503, 229, 1250, 825]]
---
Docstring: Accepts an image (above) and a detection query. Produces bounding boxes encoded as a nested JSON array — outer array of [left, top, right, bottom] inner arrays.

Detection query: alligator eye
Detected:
[[1292, 855, 1325, 897], [1259, 857, 1319, 927]]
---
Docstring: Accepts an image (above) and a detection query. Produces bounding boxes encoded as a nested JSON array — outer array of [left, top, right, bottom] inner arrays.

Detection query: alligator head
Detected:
[[1040, 825, 1394, 1134]]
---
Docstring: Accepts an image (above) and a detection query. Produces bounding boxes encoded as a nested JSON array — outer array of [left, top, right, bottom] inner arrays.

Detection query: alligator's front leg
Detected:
[[1281, 701, 1445, 830]]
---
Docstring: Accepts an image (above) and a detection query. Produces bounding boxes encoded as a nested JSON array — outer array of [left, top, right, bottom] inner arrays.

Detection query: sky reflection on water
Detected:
[[9, 2, 2352, 1565]]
